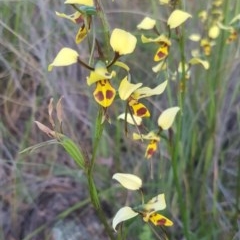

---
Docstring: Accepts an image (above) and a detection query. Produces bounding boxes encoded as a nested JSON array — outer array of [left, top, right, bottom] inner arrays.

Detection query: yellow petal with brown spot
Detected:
[[149, 213, 173, 226], [93, 80, 116, 108], [130, 102, 150, 118]]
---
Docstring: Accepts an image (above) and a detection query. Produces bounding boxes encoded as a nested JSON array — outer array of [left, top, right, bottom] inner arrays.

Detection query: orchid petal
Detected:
[[152, 61, 167, 73], [189, 58, 209, 69], [137, 17, 156, 30], [145, 140, 158, 159], [133, 80, 168, 99], [110, 28, 137, 55], [55, 11, 82, 23], [130, 102, 150, 118], [158, 107, 180, 130], [189, 34, 201, 42], [93, 80, 116, 108], [149, 213, 173, 226], [113, 173, 142, 190], [48, 48, 79, 71], [159, 0, 170, 5], [133, 132, 160, 141], [167, 10, 192, 29], [208, 25, 220, 39], [144, 194, 166, 212], [87, 61, 115, 85], [118, 77, 142, 100], [75, 24, 88, 44], [64, 0, 94, 6], [118, 113, 142, 126], [112, 207, 138, 231], [141, 34, 171, 45]]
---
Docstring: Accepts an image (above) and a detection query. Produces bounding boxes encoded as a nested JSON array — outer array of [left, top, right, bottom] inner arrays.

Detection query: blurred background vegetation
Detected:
[[0, 0, 239, 239]]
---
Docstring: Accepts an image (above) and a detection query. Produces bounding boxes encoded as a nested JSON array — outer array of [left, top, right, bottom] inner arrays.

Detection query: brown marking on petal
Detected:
[[157, 218, 167, 226], [75, 16, 84, 24], [99, 80, 107, 86], [94, 91, 104, 101], [147, 148, 155, 157], [157, 51, 166, 59], [226, 31, 237, 44], [106, 90, 114, 100], [136, 107, 147, 116]]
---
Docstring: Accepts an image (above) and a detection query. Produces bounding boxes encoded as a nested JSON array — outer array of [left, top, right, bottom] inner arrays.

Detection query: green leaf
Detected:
[[60, 136, 86, 170], [19, 140, 59, 154]]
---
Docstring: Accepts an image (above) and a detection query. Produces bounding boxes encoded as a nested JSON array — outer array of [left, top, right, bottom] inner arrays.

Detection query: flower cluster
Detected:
[[189, 0, 239, 56], [49, 28, 137, 114], [112, 173, 173, 231], [137, 9, 191, 72], [29, 1, 240, 239], [36, 0, 203, 236], [133, 107, 180, 159]]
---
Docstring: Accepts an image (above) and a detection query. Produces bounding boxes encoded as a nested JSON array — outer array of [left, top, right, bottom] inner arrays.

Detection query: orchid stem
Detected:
[[86, 109, 115, 240]]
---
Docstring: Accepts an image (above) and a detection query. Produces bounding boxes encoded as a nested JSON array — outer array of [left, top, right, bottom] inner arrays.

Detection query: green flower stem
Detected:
[[170, 117, 190, 240], [234, 0, 240, 230], [94, 0, 111, 57], [178, 29, 187, 106], [87, 175, 115, 240], [171, 22, 190, 240], [86, 109, 115, 240]]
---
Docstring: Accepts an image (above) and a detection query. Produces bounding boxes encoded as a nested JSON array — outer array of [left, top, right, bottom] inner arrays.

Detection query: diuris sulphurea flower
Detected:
[[118, 77, 168, 118]]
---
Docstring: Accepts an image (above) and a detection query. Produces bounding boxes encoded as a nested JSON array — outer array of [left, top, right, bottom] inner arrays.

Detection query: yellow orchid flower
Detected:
[[217, 16, 239, 44], [145, 140, 159, 159], [86, 61, 116, 85], [56, 11, 91, 44], [200, 38, 213, 56], [110, 28, 137, 55], [112, 192, 173, 231], [133, 131, 160, 159], [226, 29, 237, 44], [86, 61, 116, 108], [118, 77, 168, 118], [140, 194, 173, 227], [132, 107, 179, 158], [141, 34, 171, 62]]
